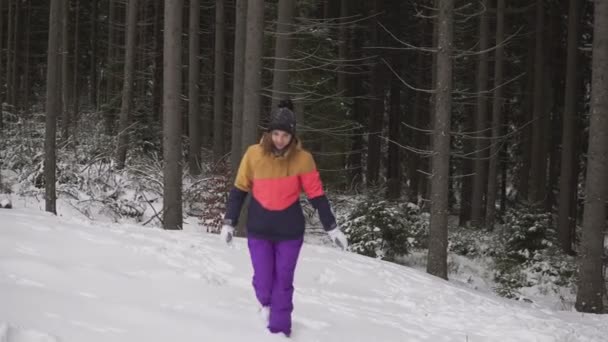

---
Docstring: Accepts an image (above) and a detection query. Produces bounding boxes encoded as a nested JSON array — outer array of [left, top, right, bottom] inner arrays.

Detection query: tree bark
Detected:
[[23, 0, 32, 111], [72, 0, 80, 133], [366, 0, 385, 188], [485, 0, 505, 229], [529, 0, 546, 205], [152, 0, 163, 122], [427, 0, 453, 280], [558, 0, 581, 254], [337, 0, 348, 94], [6, 0, 13, 107], [60, 0, 69, 142], [45, 0, 62, 214], [241, 0, 264, 149], [0, 0, 4, 129], [89, 0, 98, 108], [471, 0, 490, 227], [163, 0, 184, 230], [213, 0, 226, 159], [575, 0, 608, 314], [385, 50, 401, 201], [270, 0, 295, 109], [10, 0, 17, 108], [230, 0, 247, 174], [104, 0, 116, 134], [116, 0, 138, 169], [188, 0, 201, 174]]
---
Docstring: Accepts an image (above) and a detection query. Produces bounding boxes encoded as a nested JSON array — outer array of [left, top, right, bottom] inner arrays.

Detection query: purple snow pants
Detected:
[[247, 237, 304, 336]]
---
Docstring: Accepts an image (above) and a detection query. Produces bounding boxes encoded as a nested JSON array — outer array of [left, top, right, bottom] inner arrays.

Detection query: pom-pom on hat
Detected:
[[268, 99, 296, 135]]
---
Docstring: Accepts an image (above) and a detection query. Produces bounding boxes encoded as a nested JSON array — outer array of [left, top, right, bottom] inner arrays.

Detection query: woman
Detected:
[[220, 100, 348, 337]]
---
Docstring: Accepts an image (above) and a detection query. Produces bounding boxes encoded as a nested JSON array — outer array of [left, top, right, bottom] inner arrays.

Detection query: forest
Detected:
[[0, 0, 606, 314]]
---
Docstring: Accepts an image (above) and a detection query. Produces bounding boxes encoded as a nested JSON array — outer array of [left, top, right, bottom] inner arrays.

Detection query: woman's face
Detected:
[[271, 130, 293, 151]]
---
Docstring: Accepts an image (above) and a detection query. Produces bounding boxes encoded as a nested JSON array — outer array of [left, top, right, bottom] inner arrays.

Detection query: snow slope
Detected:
[[1, 208, 607, 342]]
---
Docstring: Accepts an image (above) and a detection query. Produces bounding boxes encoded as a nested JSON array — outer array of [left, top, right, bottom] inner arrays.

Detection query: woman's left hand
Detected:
[[328, 228, 348, 251]]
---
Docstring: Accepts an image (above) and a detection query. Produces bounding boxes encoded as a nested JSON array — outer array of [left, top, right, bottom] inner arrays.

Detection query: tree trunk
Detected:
[[385, 51, 401, 201], [270, 0, 295, 109], [104, 0, 116, 134], [60, 0, 69, 142], [188, 0, 201, 175], [485, 0, 505, 229], [10, 0, 18, 108], [213, 0, 226, 159], [558, 0, 581, 254], [72, 0, 80, 133], [517, 13, 536, 201], [337, 0, 348, 94], [241, 0, 264, 149], [23, 0, 31, 112], [366, 0, 384, 188], [116, 0, 138, 169], [575, 0, 608, 313], [408, 49, 424, 201], [427, 0, 453, 280], [230, 0, 247, 174], [89, 0, 98, 108], [152, 0, 163, 122], [6, 0, 12, 107], [471, 0, 490, 227], [163, 0, 184, 230], [0, 0, 4, 129], [529, 0, 546, 205], [347, 27, 364, 190], [45, 0, 62, 215]]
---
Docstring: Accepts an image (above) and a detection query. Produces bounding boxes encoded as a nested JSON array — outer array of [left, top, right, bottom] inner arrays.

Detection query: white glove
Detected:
[[328, 228, 348, 251], [220, 224, 235, 245]]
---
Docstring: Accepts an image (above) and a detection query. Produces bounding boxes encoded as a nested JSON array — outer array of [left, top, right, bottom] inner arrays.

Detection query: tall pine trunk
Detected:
[[575, 0, 608, 314], [0, 0, 4, 129], [45, 0, 62, 214], [89, 0, 98, 108], [230, 0, 247, 174], [241, 0, 264, 149], [152, 0, 163, 122], [386, 51, 401, 200], [116, 0, 138, 169], [6, 0, 13, 107], [427, 0, 453, 280], [60, 0, 70, 142], [529, 0, 546, 205], [72, 0, 80, 132], [23, 0, 32, 112], [270, 0, 295, 109], [104, 0, 116, 134], [337, 0, 348, 94], [213, 0, 226, 159], [485, 0, 505, 229], [558, 0, 581, 254], [366, 0, 384, 187], [471, 0, 490, 227], [163, 0, 183, 230], [188, 0, 201, 175]]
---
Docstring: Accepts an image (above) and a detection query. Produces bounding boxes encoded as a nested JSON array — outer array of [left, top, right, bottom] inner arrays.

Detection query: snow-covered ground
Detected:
[[2, 206, 608, 342]]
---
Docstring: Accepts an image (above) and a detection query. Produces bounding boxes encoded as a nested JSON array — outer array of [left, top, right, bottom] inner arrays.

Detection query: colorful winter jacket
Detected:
[[224, 138, 337, 241]]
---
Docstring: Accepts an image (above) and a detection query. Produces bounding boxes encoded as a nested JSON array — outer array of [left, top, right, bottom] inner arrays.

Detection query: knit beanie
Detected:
[[267, 99, 296, 135]]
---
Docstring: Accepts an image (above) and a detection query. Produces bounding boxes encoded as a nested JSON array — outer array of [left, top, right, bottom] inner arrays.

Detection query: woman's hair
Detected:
[[260, 132, 299, 157]]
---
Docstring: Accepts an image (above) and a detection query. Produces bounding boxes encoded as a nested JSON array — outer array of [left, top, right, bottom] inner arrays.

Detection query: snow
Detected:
[[2, 207, 608, 342]]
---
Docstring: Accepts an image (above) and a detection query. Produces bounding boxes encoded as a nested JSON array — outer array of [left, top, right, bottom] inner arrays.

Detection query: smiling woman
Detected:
[[220, 100, 348, 337]]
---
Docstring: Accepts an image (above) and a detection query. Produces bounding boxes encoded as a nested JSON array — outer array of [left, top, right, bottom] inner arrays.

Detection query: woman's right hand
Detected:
[[220, 224, 235, 245]]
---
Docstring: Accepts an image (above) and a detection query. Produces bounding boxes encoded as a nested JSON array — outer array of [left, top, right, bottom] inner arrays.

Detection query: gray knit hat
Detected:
[[268, 99, 296, 135]]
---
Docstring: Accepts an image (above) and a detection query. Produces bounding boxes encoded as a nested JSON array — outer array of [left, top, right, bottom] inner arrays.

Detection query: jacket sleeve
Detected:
[[224, 147, 253, 226], [299, 153, 337, 231]]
